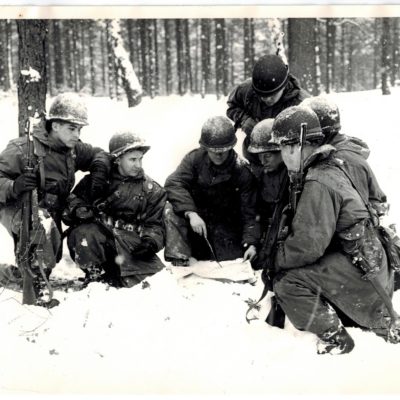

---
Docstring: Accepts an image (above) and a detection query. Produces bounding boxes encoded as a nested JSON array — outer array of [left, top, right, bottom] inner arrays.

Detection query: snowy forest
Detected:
[[2, 14, 400, 396], [2, 17, 399, 103]]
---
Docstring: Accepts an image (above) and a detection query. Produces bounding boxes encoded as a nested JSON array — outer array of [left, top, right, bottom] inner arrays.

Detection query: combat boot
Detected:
[[316, 326, 355, 355]]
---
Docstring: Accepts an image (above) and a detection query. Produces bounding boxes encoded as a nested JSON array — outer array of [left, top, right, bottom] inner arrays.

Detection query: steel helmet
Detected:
[[302, 96, 341, 138], [247, 119, 280, 153], [270, 105, 324, 146], [199, 116, 237, 153], [109, 130, 150, 158], [48, 92, 89, 126], [252, 55, 289, 96]]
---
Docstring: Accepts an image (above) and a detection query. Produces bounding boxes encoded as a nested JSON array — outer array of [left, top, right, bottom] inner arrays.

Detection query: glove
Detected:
[[13, 172, 37, 196], [74, 205, 95, 222], [132, 238, 157, 259], [241, 117, 257, 136], [90, 161, 109, 201]]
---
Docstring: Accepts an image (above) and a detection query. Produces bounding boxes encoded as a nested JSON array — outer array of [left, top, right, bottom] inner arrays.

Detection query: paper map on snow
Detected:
[[170, 259, 256, 282]]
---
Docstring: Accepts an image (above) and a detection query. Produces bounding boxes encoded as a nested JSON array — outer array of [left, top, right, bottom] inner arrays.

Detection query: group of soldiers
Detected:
[[0, 54, 398, 355]]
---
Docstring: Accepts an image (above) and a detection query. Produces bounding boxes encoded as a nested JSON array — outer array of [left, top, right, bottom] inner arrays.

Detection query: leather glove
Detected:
[[74, 205, 95, 222], [133, 238, 157, 259], [90, 161, 109, 202], [241, 117, 257, 136], [13, 172, 37, 196]]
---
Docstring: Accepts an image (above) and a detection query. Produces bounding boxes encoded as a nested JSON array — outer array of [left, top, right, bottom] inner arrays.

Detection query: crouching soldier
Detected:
[[64, 130, 166, 288], [247, 119, 289, 327], [163, 116, 259, 266], [0, 93, 110, 302], [270, 105, 396, 354]]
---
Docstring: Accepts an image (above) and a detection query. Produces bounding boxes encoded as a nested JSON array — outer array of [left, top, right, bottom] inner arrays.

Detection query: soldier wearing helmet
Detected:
[[226, 54, 310, 164], [163, 116, 259, 266], [0, 93, 110, 300], [64, 129, 166, 287], [269, 105, 394, 354], [302, 96, 387, 216]]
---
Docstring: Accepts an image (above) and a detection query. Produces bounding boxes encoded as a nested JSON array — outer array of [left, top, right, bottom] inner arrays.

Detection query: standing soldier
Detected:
[[0, 93, 110, 301], [226, 54, 310, 164], [270, 105, 396, 354], [163, 116, 259, 266], [64, 130, 166, 288]]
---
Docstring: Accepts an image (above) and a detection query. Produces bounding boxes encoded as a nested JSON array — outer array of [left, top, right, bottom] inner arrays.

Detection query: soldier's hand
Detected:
[[241, 117, 257, 136], [13, 172, 37, 196], [187, 212, 207, 237], [243, 244, 257, 262]]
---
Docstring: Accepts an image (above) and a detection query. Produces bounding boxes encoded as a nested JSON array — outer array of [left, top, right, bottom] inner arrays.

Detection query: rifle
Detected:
[[17, 117, 56, 306]]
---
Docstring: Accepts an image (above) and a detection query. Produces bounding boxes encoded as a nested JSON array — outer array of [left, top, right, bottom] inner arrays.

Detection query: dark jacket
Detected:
[[66, 167, 167, 252], [329, 133, 386, 211], [164, 148, 259, 246], [0, 121, 110, 221], [226, 75, 310, 134]]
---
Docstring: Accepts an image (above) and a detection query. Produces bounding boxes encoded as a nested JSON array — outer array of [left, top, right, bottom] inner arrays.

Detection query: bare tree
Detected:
[[381, 17, 391, 95]]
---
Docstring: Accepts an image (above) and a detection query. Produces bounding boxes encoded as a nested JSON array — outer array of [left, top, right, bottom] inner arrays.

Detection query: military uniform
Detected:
[[0, 120, 110, 278], [164, 148, 259, 263], [273, 146, 393, 336]]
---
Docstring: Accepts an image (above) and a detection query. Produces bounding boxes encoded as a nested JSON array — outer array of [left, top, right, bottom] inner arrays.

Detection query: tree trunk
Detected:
[[79, 20, 86, 90], [215, 19, 224, 99], [326, 19, 336, 93], [153, 20, 160, 96], [373, 19, 380, 90], [147, 19, 156, 98], [381, 17, 391, 95], [108, 19, 142, 107], [184, 19, 193, 93], [243, 19, 255, 79], [100, 27, 107, 94], [164, 20, 173, 95], [63, 21, 73, 88], [391, 18, 399, 87], [52, 20, 63, 89], [288, 18, 317, 94], [139, 20, 149, 96], [72, 21, 79, 91], [16, 20, 47, 136], [346, 24, 354, 92], [314, 20, 322, 94], [88, 20, 96, 95], [175, 19, 185, 95], [200, 19, 211, 97]]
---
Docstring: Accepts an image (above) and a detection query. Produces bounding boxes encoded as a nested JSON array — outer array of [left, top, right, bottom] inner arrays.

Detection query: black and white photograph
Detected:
[[0, 4, 399, 397]]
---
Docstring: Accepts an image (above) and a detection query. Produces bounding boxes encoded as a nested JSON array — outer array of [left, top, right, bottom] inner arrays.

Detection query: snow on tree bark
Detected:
[[107, 19, 142, 106], [17, 20, 47, 137]]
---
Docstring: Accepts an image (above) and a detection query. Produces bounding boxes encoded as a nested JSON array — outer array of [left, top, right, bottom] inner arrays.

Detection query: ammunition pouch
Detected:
[[339, 219, 384, 280]]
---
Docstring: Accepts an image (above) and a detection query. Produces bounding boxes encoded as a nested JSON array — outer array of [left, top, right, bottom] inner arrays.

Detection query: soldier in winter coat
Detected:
[[164, 116, 259, 266], [0, 93, 110, 296], [270, 105, 395, 354], [226, 54, 310, 164], [64, 130, 166, 287], [301, 96, 387, 215]]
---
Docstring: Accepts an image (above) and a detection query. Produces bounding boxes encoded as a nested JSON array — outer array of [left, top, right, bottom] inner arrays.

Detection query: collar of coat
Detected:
[[111, 165, 145, 183], [303, 144, 336, 171]]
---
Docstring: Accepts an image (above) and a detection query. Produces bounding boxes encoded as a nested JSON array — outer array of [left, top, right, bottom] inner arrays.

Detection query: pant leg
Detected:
[[274, 251, 392, 336], [0, 206, 61, 274], [163, 202, 192, 262], [67, 222, 116, 273]]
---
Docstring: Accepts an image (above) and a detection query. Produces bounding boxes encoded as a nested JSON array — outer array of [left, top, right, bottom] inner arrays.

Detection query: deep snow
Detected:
[[0, 88, 400, 396]]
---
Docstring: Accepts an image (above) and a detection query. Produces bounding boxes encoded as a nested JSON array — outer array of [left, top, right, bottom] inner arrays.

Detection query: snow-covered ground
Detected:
[[0, 88, 400, 397]]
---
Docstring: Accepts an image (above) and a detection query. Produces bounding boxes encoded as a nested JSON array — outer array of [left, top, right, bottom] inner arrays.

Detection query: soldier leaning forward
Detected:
[[226, 54, 309, 164], [63, 130, 166, 288], [0, 93, 110, 289], [163, 116, 260, 266], [270, 106, 395, 355]]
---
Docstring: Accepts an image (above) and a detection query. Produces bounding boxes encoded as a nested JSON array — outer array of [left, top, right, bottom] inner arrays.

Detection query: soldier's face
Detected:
[[259, 88, 285, 107], [52, 121, 82, 148], [207, 149, 230, 165], [280, 144, 302, 172], [116, 150, 144, 177], [258, 151, 283, 172]]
